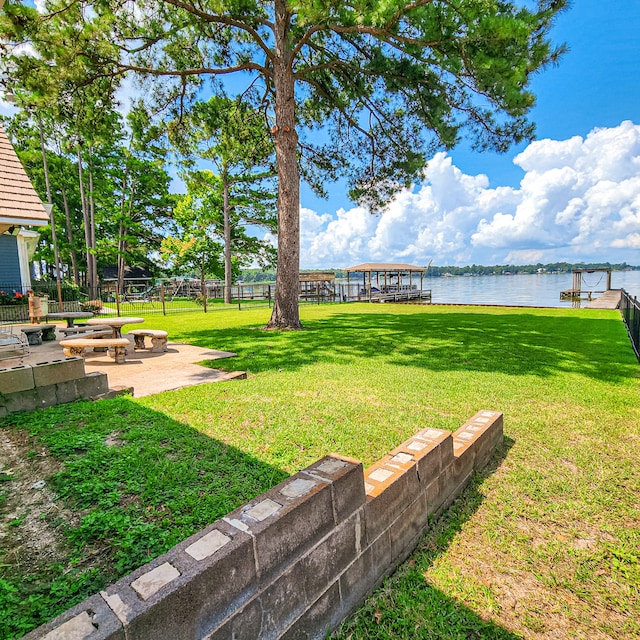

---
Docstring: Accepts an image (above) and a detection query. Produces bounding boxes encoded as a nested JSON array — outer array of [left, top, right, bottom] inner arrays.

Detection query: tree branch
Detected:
[[159, 0, 275, 61]]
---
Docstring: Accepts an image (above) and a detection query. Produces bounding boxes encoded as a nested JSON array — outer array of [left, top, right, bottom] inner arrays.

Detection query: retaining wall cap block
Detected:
[[364, 455, 419, 499], [31, 357, 86, 387], [303, 454, 366, 523], [185, 529, 231, 561], [452, 410, 503, 469], [364, 455, 420, 543], [391, 431, 449, 487], [130, 562, 180, 601], [0, 364, 35, 394], [225, 470, 334, 586], [244, 497, 282, 522], [22, 593, 124, 640], [100, 521, 256, 640]]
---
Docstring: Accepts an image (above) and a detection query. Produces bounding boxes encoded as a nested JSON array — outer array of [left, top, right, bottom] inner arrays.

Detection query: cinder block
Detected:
[[339, 528, 392, 618], [203, 597, 263, 640], [280, 580, 342, 640], [76, 372, 109, 398], [55, 379, 79, 404], [0, 405, 7, 418], [100, 521, 256, 640], [34, 384, 59, 409], [303, 454, 366, 523], [389, 492, 428, 563], [253, 560, 309, 638], [300, 510, 366, 604], [22, 593, 124, 640], [434, 451, 474, 516], [452, 411, 503, 472], [3, 388, 38, 413], [391, 429, 453, 488], [224, 471, 333, 585], [0, 364, 34, 394], [32, 357, 85, 387], [363, 455, 420, 543]]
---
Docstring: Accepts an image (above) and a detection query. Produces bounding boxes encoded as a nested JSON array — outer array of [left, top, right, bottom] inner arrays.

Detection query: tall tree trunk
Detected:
[[117, 222, 127, 297], [267, 0, 301, 329], [87, 147, 98, 299], [77, 143, 93, 296], [60, 186, 80, 286], [37, 116, 63, 305], [117, 166, 131, 296], [223, 169, 233, 304], [201, 254, 207, 313]]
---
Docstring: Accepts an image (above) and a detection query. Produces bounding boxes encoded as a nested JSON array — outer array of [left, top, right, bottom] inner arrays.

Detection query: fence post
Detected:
[[238, 284, 242, 311], [161, 284, 166, 316]]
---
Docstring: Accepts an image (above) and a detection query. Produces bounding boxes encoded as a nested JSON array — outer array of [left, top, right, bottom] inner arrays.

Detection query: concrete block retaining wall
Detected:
[[22, 410, 503, 640], [0, 358, 109, 416]]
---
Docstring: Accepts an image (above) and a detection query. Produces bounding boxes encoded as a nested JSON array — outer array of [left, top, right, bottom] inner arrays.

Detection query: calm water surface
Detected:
[[422, 271, 640, 308]]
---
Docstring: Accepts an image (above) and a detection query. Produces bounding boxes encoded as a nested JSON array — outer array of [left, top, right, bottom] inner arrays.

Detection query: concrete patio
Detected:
[[1, 328, 245, 398]]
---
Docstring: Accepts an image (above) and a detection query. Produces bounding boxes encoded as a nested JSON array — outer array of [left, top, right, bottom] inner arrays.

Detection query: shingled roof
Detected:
[[0, 124, 50, 232]]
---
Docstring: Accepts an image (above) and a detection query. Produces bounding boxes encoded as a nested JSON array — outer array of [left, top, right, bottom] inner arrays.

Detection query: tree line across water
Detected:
[[240, 262, 639, 283]]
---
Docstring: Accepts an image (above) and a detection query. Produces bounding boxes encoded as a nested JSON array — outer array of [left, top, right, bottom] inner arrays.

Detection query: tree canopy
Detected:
[[1, 0, 567, 327]]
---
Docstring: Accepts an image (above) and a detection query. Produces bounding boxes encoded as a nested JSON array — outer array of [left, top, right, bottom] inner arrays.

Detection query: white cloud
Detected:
[[300, 121, 640, 267]]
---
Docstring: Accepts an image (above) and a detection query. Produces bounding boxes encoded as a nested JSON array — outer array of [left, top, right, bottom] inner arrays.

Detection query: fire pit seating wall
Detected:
[[21, 411, 503, 640]]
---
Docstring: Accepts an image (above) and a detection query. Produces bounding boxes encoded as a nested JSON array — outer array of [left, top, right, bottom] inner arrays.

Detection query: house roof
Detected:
[[0, 124, 50, 230], [345, 263, 428, 273]]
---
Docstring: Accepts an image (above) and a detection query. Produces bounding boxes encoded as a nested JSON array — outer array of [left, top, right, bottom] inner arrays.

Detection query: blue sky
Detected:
[[296, 1, 640, 268], [4, 1, 640, 268]]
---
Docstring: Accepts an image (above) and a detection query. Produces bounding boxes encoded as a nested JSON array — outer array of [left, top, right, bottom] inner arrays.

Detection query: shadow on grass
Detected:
[[334, 437, 521, 640], [186, 308, 636, 383], [0, 396, 288, 640]]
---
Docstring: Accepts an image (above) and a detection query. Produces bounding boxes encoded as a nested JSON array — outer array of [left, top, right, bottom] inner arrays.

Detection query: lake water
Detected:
[[421, 271, 640, 307]]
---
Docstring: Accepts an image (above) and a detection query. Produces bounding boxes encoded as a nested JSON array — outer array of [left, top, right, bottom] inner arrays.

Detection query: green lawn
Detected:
[[1, 304, 639, 638]]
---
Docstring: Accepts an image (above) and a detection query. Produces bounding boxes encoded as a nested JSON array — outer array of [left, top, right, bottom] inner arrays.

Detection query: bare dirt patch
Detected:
[[0, 428, 77, 575]]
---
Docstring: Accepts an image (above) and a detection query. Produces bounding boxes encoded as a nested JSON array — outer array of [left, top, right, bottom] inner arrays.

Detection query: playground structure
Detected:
[[299, 271, 338, 302], [101, 278, 225, 304]]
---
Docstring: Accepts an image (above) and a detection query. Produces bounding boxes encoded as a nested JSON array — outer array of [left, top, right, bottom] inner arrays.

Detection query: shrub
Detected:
[[80, 299, 104, 313]]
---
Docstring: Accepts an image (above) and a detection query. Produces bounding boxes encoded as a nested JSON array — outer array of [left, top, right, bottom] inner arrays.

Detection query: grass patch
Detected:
[[1, 303, 639, 638]]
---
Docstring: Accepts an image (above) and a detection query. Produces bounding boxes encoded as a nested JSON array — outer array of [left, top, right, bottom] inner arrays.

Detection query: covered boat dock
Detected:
[[345, 263, 432, 303]]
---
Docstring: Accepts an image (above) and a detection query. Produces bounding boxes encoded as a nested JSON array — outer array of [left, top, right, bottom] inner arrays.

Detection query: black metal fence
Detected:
[[0, 279, 433, 323], [620, 289, 640, 361]]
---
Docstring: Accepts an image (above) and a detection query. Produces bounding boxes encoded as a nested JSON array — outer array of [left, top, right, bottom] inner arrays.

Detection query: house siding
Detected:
[[0, 234, 22, 289]]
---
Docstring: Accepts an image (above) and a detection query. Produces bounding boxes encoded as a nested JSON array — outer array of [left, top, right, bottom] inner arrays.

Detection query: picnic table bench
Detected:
[[129, 329, 169, 353], [12, 324, 57, 345], [59, 324, 112, 337], [59, 338, 130, 363]]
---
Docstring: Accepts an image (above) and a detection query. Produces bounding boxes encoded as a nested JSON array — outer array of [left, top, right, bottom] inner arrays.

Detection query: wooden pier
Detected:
[[585, 289, 622, 309], [560, 268, 617, 307]]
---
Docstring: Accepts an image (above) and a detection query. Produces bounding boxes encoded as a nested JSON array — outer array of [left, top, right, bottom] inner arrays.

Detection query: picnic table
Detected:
[[47, 311, 94, 328], [86, 316, 145, 339]]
